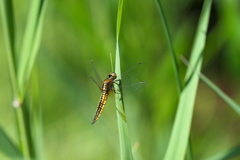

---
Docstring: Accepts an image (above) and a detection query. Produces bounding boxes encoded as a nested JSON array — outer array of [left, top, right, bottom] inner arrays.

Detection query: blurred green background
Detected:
[[0, 0, 240, 159]]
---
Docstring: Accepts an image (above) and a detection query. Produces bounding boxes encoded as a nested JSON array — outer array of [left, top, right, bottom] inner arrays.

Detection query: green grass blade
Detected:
[[204, 145, 240, 160], [0, 0, 18, 100], [15, 107, 30, 159], [200, 74, 240, 114], [164, 0, 212, 159], [115, 46, 133, 160], [22, 0, 47, 100], [1, 0, 47, 159], [154, 0, 182, 93], [180, 56, 240, 115], [17, 0, 47, 101], [116, 0, 123, 40], [154, 1, 192, 159], [186, 140, 193, 160], [0, 127, 23, 158], [114, 0, 133, 159], [30, 68, 44, 160], [0, 0, 30, 159]]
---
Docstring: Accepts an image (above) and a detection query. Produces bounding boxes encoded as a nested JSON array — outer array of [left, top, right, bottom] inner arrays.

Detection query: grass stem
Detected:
[[114, 0, 133, 159]]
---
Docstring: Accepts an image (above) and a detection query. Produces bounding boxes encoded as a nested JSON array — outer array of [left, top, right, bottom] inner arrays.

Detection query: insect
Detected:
[[91, 72, 117, 124], [90, 60, 146, 124]]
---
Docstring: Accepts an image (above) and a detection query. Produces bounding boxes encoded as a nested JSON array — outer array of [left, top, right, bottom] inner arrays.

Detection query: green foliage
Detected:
[[0, 127, 22, 158], [204, 145, 240, 160], [164, 0, 212, 159], [0, 0, 46, 159], [115, 0, 133, 159]]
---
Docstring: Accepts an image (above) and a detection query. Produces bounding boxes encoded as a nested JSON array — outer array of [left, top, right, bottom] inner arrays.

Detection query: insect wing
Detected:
[[90, 59, 103, 90], [122, 81, 147, 91], [121, 62, 147, 92]]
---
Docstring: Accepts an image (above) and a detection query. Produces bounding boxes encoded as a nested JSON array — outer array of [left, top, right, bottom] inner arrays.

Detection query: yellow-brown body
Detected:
[[91, 73, 117, 124]]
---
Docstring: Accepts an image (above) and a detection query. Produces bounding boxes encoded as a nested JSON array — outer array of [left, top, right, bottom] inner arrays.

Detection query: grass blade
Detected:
[[0, 127, 23, 158], [17, 0, 47, 101], [15, 2, 46, 157], [180, 56, 240, 115], [199, 74, 240, 114], [15, 107, 30, 159], [154, 0, 182, 93], [1, 0, 47, 159], [154, 1, 193, 159], [23, 0, 47, 97], [114, 0, 133, 159], [0, 0, 18, 101], [116, 0, 123, 40], [164, 0, 212, 159], [30, 68, 44, 160], [115, 46, 133, 160], [204, 145, 240, 160], [0, 0, 29, 159]]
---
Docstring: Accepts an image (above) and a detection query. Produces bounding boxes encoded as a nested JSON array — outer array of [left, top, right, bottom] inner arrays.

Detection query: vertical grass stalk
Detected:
[[164, 0, 212, 159], [0, 0, 28, 159], [0, 0, 18, 102], [1, 0, 46, 159], [114, 0, 133, 159], [15, 107, 30, 159], [154, 0, 192, 159], [17, 0, 47, 102], [30, 68, 44, 160], [154, 0, 182, 93]]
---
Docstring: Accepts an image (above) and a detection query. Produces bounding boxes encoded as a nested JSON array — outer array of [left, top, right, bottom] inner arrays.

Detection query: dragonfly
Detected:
[[91, 72, 117, 124], [89, 60, 146, 124]]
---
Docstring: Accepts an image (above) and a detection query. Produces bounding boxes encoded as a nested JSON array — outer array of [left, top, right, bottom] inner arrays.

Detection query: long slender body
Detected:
[[91, 72, 117, 124]]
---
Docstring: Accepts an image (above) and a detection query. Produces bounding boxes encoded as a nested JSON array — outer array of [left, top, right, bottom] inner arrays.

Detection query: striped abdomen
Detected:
[[91, 80, 113, 124]]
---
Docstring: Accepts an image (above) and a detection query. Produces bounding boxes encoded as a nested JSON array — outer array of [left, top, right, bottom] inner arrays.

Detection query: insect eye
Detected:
[[108, 74, 112, 78]]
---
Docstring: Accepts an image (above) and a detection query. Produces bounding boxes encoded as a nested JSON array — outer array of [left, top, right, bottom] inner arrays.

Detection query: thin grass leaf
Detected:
[[0, 0, 30, 159], [114, 0, 133, 159], [15, 2, 46, 157], [1, 1, 26, 159], [115, 46, 133, 160], [110, 53, 114, 72], [116, 0, 123, 40], [180, 56, 240, 115], [186, 140, 193, 160], [154, 0, 182, 93], [15, 107, 30, 159], [17, 0, 46, 102], [23, 1, 47, 98], [164, 0, 212, 159], [204, 145, 240, 160], [1, 0, 47, 159], [200, 74, 240, 114], [154, 1, 193, 159], [0, 0, 18, 101], [0, 127, 23, 158], [30, 68, 44, 160]]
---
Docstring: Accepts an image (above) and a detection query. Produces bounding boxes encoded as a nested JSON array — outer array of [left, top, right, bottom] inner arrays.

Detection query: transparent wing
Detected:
[[89, 75, 101, 90], [122, 81, 147, 91], [89, 60, 147, 92], [89, 59, 103, 90], [120, 62, 147, 92], [122, 62, 143, 78]]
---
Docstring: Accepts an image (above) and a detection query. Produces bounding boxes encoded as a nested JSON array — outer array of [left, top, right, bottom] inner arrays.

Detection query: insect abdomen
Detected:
[[91, 83, 110, 124]]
